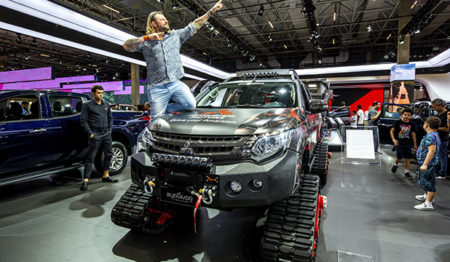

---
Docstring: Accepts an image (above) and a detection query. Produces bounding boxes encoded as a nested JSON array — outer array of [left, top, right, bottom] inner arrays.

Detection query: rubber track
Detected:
[[260, 174, 321, 262], [311, 143, 328, 186], [111, 184, 151, 230]]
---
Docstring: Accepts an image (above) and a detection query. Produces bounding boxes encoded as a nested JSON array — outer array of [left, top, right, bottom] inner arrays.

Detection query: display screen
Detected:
[[0, 67, 52, 84], [390, 64, 416, 82]]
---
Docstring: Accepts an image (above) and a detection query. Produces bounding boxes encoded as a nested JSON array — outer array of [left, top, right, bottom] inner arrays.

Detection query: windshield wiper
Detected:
[[196, 105, 219, 108], [229, 104, 266, 108]]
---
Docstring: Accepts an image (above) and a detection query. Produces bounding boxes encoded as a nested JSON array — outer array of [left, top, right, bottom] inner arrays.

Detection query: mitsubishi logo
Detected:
[[180, 141, 193, 155]]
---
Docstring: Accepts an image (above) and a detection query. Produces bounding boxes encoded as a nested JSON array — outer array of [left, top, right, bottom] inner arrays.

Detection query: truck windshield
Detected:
[[197, 82, 296, 108]]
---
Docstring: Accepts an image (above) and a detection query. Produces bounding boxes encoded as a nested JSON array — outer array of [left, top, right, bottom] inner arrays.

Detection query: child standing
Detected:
[[351, 110, 357, 127], [390, 108, 417, 179], [414, 116, 441, 211]]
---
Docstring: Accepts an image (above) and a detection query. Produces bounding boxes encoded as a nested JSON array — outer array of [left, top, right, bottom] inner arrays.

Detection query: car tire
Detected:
[[95, 141, 128, 175]]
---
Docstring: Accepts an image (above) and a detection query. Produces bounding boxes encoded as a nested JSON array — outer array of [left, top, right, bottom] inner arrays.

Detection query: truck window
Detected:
[[198, 82, 297, 108], [0, 95, 40, 122], [49, 95, 83, 117]]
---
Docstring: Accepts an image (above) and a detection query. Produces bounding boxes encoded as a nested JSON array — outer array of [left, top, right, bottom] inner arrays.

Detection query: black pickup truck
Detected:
[[111, 69, 329, 261], [0, 90, 148, 186]]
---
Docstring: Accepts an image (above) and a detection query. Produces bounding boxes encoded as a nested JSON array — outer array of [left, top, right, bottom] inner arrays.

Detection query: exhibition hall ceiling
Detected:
[[1, 0, 449, 78]]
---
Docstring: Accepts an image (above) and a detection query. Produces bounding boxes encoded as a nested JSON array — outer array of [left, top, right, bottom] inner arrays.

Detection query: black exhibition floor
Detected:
[[0, 146, 449, 262]]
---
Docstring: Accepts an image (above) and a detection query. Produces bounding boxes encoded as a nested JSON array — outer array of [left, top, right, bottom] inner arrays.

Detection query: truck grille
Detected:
[[151, 131, 248, 162]]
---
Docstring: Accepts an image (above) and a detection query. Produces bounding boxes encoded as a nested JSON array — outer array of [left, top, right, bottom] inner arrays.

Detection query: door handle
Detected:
[[30, 128, 47, 133]]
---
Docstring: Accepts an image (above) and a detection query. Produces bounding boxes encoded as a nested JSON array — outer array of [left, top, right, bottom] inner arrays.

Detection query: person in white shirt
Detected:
[[351, 110, 357, 127], [356, 105, 364, 126]]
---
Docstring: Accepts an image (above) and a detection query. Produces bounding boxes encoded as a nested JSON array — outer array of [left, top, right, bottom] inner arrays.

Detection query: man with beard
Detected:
[[123, 0, 223, 121]]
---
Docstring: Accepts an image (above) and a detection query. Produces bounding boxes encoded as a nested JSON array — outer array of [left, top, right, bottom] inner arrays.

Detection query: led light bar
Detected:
[[1, 0, 233, 79], [151, 153, 215, 174], [0, 67, 52, 83]]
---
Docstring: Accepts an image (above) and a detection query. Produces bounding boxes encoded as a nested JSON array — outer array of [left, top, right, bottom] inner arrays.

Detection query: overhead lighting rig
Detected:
[[302, 0, 322, 64], [399, 0, 439, 40], [175, 0, 264, 66]]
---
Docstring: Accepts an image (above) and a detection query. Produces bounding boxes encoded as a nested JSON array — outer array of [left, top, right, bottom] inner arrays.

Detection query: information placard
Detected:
[[346, 129, 375, 159]]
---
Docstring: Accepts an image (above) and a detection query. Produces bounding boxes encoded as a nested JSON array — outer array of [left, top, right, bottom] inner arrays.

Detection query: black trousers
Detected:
[[83, 132, 112, 179]]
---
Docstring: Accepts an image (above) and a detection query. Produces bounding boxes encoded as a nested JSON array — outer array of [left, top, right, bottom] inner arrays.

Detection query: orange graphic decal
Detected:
[[200, 109, 232, 115]]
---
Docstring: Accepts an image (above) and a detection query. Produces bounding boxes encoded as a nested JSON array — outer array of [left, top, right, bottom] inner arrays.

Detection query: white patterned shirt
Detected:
[[132, 23, 197, 86]]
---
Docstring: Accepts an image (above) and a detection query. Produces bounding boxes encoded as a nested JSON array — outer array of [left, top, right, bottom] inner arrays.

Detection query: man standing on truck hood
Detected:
[[122, 0, 223, 120], [80, 85, 118, 191]]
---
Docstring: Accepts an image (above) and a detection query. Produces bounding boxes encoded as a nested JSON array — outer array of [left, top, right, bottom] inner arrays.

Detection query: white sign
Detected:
[[346, 129, 375, 159]]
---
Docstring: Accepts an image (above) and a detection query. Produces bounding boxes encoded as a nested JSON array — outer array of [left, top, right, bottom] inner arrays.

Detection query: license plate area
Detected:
[[160, 186, 196, 207]]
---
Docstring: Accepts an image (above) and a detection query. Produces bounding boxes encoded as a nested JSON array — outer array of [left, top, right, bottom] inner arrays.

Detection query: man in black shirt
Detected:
[[80, 85, 118, 191], [390, 108, 417, 179], [432, 98, 449, 179]]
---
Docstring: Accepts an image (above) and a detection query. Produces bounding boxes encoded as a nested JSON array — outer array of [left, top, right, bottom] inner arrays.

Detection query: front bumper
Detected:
[[130, 149, 298, 209]]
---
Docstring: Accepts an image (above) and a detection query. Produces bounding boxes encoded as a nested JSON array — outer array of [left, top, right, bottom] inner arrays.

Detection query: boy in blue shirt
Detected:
[[415, 116, 441, 211]]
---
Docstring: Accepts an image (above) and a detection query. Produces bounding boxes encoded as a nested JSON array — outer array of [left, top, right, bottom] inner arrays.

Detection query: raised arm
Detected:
[[192, 0, 223, 30], [123, 32, 166, 51]]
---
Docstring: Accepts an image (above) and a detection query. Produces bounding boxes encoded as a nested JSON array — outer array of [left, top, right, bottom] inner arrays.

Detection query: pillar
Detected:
[[397, 0, 412, 64], [130, 63, 140, 105]]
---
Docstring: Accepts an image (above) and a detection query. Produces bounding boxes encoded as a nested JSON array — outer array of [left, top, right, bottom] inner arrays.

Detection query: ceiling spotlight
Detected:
[[333, 12, 337, 22], [268, 21, 274, 29], [172, 0, 180, 9], [386, 33, 392, 40], [212, 29, 220, 38], [32, 38, 37, 47], [59, 60, 62, 64], [156, 0, 165, 3], [259, 62, 264, 67], [413, 28, 420, 35], [366, 25, 372, 32], [249, 55, 256, 62], [25, 54, 29, 60], [95, 68, 99, 73], [316, 46, 322, 52], [317, 59, 322, 65], [205, 22, 215, 31], [301, 6, 307, 14], [258, 5, 264, 16], [399, 35, 405, 44], [283, 44, 288, 49], [384, 54, 389, 59], [225, 39, 233, 48], [332, 38, 335, 45], [268, 35, 273, 42]]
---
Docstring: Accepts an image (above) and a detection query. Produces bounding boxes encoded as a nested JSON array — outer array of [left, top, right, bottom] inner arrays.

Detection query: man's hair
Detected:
[[357, 105, 362, 110], [91, 85, 104, 93], [144, 102, 150, 107], [372, 101, 380, 106], [146, 11, 165, 34], [431, 98, 446, 107], [401, 108, 413, 115], [21, 101, 29, 105], [425, 116, 441, 129], [352, 110, 356, 114]]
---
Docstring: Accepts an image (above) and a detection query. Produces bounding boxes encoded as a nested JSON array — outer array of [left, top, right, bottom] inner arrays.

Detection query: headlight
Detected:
[[240, 130, 293, 162], [136, 127, 152, 152]]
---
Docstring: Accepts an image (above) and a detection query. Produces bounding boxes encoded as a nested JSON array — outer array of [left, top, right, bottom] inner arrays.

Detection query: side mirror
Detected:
[[309, 99, 329, 113]]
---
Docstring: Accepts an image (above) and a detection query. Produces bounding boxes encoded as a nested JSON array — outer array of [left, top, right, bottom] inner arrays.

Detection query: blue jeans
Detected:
[[437, 141, 448, 176], [147, 80, 196, 119]]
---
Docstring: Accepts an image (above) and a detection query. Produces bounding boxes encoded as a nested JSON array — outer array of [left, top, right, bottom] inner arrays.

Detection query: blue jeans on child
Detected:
[[437, 141, 448, 177], [147, 80, 196, 119]]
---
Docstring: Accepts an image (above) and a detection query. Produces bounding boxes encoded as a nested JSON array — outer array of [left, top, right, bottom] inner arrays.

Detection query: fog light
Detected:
[[230, 181, 242, 193], [252, 179, 263, 189]]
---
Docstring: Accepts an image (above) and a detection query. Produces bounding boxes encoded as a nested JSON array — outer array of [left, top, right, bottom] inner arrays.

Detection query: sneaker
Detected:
[[391, 164, 398, 174], [80, 181, 88, 191], [404, 172, 412, 180], [415, 194, 426, 202], [414, 203, 434, 211], [436, 176, 447, 180]]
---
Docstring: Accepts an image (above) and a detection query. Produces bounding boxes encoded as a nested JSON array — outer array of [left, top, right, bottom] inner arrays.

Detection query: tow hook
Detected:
[[200, 185, 215, 205], [143, 176, 156, 194]]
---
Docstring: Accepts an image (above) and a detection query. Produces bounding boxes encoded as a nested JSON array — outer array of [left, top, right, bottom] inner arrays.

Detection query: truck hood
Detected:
[[149, 108, 299, 135]]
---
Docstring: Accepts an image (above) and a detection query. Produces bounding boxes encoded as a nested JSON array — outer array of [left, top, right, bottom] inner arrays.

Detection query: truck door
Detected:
[[0, 93, 56, 175]]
